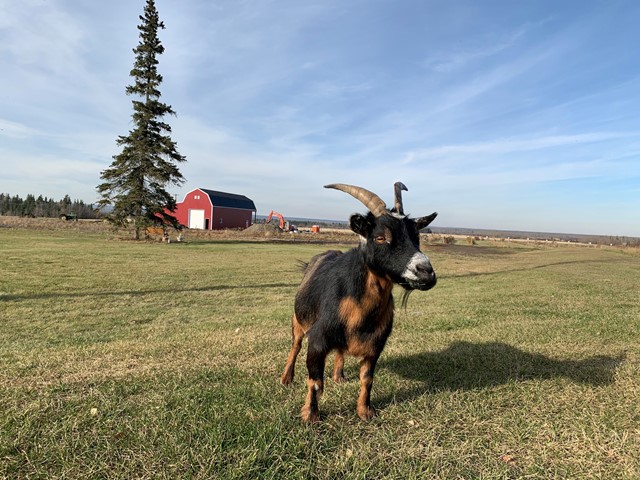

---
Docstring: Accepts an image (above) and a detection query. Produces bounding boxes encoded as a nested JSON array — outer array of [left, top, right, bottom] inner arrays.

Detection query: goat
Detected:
[[280, 182, 438, 422]]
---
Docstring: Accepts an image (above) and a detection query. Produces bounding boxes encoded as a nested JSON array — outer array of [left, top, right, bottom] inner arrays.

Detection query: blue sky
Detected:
[[1, 0, 639, 236]]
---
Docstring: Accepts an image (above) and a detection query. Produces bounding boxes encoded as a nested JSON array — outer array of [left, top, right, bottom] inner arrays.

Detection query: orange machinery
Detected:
[[266, 210, 286, 230]]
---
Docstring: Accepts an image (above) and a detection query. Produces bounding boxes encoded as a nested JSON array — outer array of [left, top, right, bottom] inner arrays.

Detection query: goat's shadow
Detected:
[[378, 341, 624, 405]]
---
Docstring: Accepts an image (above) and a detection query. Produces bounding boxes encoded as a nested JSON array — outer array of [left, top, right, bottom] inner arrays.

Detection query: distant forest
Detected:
[[0, 193, 98, 219]]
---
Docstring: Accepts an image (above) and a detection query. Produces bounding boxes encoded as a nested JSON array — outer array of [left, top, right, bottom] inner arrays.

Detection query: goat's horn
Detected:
[[394, 181, 408, 215], [324, 183, 387, 217]]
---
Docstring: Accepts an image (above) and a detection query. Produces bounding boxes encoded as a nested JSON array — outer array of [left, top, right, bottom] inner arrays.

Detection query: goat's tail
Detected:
[[297, 250, 343, 283], [296, 259, 310, 273]]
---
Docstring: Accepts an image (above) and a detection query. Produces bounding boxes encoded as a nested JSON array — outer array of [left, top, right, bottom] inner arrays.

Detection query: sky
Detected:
[[1, 0, 640, 237]]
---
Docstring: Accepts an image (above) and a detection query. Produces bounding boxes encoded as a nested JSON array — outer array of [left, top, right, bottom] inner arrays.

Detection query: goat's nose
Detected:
[[402, 252, 437, 287], [415, 261, 434, 277]]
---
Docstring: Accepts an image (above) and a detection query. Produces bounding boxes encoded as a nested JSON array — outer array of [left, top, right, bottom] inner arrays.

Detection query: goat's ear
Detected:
[[349, 213, 373, 237], [416, 212, 438, 231]]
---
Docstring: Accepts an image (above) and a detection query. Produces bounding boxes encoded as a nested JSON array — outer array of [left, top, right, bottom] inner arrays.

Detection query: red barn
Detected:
[[172, 188, 257, 230]]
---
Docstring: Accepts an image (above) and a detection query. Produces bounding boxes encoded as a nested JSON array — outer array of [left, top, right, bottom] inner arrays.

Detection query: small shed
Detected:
[[173, 188, 257, 230]]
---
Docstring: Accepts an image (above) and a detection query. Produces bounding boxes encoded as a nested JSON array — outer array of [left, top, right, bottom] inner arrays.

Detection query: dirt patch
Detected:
[[243, 223, 284, 236], [173, 223, 359, 244]]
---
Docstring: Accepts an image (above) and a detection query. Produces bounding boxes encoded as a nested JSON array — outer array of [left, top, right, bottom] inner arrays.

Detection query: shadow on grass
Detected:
[[380, 341, 625, 404], [0, 282, 298, 302], [441, 258, 612, 279]]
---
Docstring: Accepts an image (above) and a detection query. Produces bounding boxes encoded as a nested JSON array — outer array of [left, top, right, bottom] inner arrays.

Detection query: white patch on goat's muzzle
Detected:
[[402, 252, 431, 281]]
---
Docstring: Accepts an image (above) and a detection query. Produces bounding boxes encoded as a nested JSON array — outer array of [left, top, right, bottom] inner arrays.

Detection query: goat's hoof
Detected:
[[357, 405, 377, 421], [301, 406, 320, 423], [332, 374, 347, 384], [280, 372, 293, 386]]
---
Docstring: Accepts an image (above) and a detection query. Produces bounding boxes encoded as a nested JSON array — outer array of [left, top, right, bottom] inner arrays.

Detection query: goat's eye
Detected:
[[374, 235, 386, 244]]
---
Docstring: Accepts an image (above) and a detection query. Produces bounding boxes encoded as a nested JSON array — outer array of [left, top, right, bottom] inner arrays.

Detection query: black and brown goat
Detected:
[[280, 183, 438, 422]]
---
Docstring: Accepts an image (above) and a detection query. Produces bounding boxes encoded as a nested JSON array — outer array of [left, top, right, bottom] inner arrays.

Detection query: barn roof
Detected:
[[199, 188, 256, 211]]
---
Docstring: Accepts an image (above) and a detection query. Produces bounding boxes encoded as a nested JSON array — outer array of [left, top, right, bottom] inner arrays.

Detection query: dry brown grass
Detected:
[[2, 219, 640, 479]]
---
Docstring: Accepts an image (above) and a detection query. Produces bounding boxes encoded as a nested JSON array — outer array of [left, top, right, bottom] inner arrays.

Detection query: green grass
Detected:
[[1, 228, 639, 479]]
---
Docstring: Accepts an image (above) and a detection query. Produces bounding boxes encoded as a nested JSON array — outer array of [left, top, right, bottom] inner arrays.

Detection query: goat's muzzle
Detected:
[[401, 252, 437, 291]]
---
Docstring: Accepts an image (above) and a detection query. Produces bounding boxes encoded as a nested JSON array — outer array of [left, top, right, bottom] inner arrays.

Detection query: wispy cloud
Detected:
[[0, 1, 86, 75], [312, 80, 373, 99], [422, 22, 538, 73], [402, 131, 640, 163], [0, 119, 40, 139]]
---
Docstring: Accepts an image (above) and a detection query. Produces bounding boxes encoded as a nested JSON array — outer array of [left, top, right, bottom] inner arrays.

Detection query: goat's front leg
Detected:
[[301, 343, 326, 423], [357, 356, 379, 420]]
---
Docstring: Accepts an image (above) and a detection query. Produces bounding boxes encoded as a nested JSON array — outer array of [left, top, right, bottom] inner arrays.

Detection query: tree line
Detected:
[[0, 193, 99, 219]]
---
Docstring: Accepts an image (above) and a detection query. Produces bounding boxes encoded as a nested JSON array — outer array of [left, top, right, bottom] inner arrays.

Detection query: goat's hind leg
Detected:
[[280, 313, 305, 386], [332, 350, 347, 383]]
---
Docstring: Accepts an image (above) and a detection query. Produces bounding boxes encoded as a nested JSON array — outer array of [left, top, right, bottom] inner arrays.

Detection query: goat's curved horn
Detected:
[[394, 181, 408, 215], [324, 183, 387, 217]]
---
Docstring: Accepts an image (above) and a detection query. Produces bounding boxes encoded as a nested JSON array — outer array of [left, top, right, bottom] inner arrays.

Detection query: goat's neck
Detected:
[[362, 268, 394, 307]]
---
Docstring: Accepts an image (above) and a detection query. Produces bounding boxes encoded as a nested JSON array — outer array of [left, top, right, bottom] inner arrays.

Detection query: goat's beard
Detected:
[[399, 287, 414, 309]]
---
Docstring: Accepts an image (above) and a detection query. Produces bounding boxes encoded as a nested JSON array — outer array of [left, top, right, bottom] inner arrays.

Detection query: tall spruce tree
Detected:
[[98, 0, 185, 239]]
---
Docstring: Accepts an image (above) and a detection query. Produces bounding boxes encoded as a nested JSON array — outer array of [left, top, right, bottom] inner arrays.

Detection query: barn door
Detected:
[[188, 209, 206, 229]]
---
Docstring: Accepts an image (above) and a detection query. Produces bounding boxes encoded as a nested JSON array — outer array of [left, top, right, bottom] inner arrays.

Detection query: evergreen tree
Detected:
[[35, 195, 45, 217], [23, 194, 36, 217], [11, 195, 22, 216], [61, 194, 72, 213], [0, 194, 8, 215], [97, 0, 185, 239]]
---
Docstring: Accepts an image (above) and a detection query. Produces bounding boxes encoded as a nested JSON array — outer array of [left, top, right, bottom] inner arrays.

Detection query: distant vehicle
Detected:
[[266, 210, 298, 232]]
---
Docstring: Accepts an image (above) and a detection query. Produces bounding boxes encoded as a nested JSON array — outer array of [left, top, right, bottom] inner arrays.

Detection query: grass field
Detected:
[[1, 226, 639, 479]]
